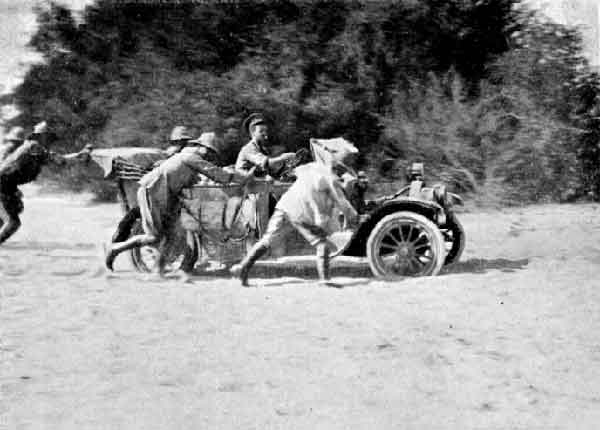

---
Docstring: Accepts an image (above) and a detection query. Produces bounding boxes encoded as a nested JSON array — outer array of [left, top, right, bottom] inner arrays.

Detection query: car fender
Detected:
[[341, 199, 444, 257]]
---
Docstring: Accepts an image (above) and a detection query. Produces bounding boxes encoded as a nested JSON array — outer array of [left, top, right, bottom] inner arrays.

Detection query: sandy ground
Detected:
[[1, 187, 600, 430]]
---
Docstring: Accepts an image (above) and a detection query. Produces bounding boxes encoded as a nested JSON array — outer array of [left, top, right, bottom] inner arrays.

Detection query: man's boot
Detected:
[[0, 216, 21, 246], [316, 251, 330, 283], [316, 243, 340, 287], [230, 243, 269, 287], [104, 243, 119, 271]]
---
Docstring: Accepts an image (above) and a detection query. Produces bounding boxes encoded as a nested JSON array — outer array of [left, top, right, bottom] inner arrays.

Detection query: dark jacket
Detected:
[[0, 140, 50, 186]]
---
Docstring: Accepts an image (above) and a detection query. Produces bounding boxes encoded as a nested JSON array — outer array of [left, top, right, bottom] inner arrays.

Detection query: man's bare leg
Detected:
[[154, 236, 170, 277], [316, 241, 330, 282], [316, 240, 341, 287], [105, 233, 159, 271]]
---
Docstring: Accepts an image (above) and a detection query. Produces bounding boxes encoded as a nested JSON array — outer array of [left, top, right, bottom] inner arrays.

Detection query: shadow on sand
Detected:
[[251, 264, 372, 279], [187, 262, 372, 288], [183, 258, 529, 286], [442, 258, 529, 275]]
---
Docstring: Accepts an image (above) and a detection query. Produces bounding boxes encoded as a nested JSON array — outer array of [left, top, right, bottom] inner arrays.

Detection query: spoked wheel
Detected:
[[129, 221, 200, 273], [441, 212, 465, 265], [366, 212, 445, 278]]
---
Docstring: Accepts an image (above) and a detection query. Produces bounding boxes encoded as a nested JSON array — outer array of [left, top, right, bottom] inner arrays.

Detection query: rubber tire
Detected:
[[366, 211, 445, 279], [129, 221, 199, 274], [443, 212, 465, 266], [179, 231, 201, 273]]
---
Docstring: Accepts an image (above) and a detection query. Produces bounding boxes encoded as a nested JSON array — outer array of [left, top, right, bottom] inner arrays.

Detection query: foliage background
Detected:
[[3, 0, 600, 205]]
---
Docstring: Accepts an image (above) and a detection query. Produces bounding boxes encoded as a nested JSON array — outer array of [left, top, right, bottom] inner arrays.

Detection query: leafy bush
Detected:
[[3, 0, 600, 205]]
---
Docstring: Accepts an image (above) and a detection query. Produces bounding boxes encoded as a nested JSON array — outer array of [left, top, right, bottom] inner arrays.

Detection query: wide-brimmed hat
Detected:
[[169, 126, 192, 141], [4, 126, 25, 142], [189, 132, 219, 153], [242, 113, 267, 134]]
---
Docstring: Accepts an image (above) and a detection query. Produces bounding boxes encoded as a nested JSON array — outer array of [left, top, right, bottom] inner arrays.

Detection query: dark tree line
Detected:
[[3, 0, 600, 204]]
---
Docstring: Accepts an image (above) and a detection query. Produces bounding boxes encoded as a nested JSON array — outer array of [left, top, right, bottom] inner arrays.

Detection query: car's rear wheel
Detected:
[[129, 221, 199, 274], [366, 212, 445, 278]]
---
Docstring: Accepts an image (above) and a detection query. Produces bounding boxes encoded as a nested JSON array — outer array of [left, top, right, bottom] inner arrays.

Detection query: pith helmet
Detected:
[[189, 132, 219, 153], [32, 121, 48, 135], [4, 126, 25, 142], [242, 113, 267, 134], [169, 126, 192, 141]]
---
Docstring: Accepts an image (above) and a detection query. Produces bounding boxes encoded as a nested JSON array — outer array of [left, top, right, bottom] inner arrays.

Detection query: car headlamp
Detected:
[[407, 162, 424, 181]]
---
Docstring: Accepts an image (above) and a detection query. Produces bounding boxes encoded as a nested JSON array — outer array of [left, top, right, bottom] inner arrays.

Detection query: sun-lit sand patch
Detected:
[[1, 190, 600, 429]]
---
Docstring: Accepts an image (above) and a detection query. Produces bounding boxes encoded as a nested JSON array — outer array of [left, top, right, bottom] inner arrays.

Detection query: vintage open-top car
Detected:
[[89, 141, 465, 279]]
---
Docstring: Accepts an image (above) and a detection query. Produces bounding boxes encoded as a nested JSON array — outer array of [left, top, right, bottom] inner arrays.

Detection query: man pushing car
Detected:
[[230, 137, 360, 287], [104, 132, 253, 277]]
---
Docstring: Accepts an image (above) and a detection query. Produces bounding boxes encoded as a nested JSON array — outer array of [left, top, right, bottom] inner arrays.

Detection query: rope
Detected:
[[113, 159, 151, 181]]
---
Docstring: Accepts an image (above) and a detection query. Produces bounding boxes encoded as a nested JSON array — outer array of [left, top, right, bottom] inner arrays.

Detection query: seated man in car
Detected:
[[235, 113, 300, 223], [235, 113, 296, 178]]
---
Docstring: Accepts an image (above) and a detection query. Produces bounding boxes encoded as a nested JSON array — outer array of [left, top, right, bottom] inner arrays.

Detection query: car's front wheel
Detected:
[[366, 212, 445, 278]]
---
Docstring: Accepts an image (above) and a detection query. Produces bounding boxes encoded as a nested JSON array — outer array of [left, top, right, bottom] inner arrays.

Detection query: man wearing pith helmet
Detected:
[[105, 130, 253, 277], [235, 113, 296, 178], [186, 131, 221, 164]]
